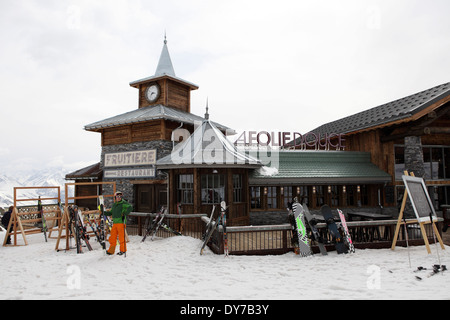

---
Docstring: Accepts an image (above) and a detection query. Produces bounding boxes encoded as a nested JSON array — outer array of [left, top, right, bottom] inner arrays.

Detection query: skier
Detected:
[[2, 206, 13, 245], [104, 192, 133, 256]]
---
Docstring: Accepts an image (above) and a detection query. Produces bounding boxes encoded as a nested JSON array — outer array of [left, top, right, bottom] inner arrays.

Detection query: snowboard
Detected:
[[321, 205, 348, 254], [337, 209, 355, 253], [290, 199, 312, 257], [303, 204, 327, 255]]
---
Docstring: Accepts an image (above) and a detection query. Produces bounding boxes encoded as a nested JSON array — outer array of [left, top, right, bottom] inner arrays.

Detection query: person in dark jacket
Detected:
[[2, 206, 13, 245]]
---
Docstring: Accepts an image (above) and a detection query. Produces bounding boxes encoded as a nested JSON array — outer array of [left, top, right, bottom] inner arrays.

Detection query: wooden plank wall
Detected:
[[138, 79, 190, 112]]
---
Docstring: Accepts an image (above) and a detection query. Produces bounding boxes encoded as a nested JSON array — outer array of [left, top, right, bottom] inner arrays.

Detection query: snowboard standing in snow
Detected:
[[337, 209, 355, 253], [303, 204, 327, 255], [321, 205, 348, 254], [289, 198, 311, 257]]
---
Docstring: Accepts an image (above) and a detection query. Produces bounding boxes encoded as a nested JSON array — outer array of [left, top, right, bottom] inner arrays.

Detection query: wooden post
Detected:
[[55, 181, 116, 251]]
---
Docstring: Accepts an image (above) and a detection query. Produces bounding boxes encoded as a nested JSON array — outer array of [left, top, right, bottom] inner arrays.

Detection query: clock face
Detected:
[[146, 83, 160, 103]]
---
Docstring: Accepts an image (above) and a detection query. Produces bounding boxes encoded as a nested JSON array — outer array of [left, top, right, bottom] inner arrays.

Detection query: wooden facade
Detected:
[[101, 119, 194, 146], [137, 78, 192, 112], [72, 38, 449, 228], [291, 84, 450, 212], [168, 168, 250, 226]]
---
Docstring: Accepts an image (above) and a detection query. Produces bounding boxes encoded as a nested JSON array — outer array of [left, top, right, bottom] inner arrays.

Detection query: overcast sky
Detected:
[[1, 0, 449, 174]]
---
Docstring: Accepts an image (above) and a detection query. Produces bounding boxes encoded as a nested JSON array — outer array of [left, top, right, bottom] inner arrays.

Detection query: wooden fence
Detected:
[[126, 212, 444, 255]]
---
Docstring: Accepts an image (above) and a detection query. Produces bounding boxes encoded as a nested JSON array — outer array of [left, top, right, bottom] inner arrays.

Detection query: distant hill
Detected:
[[0, 168, 74, 208]]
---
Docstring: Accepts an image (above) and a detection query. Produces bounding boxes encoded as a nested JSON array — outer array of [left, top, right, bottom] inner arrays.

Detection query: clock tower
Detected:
[[129, 37, 199, 113]]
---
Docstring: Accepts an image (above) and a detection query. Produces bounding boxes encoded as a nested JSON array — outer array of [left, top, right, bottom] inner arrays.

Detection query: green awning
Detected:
[[249, 151, 391, 185]]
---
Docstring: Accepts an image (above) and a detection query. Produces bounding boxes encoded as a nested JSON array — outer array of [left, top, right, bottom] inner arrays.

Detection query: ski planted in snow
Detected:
[[70, 205, 93, 253], [303, 204, 327, 255], [98, 196, 107, 253], [142, 206, 166, 242], [337, 209, 355, 253], [200, 205, 220, 255], [290, 198, 312, 257], [221, 201, 229, 257], [321, 205, 348, 254], [38, 197, 48, 242]]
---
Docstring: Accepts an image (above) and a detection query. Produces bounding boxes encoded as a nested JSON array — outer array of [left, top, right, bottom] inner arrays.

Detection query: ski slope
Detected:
[[0, 231, 449, 300]]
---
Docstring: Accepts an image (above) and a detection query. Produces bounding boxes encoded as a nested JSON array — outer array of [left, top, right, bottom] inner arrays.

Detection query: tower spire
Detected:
[[155, 33, 175, 77], [205, 97, 209, 120]]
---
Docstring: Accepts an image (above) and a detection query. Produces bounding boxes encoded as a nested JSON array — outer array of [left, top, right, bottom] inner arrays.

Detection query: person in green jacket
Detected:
[[105, 191, 133, 255]]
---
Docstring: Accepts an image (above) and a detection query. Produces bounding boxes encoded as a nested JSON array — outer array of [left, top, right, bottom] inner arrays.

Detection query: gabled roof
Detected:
[[304, 82, 450, 137], [157, 118, 261, 169], [250, 151, 391, 185], [84, 104, 232, 133]]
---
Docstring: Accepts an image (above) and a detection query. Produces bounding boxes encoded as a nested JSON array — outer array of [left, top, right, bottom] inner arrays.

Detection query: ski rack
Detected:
[[391, 171, 445, 254], [55, 182, 116, 252], [3, 186, 62, 247]]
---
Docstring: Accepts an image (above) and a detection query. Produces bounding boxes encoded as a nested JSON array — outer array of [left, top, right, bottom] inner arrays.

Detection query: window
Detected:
[[431, 147, 444, 179], [315, 186, 324, 207], [266, 186, 277, 209], [233, 174, 243, 203], [360, 185, 369, 206], [296, 186, 309, 205], [445, 148, 450, 179], [177, 174, 193, 204], [346, 185, 356, 206], [394, 146, 405, 180], [201, 174, 225, 204], [250, 187, 262, 209], [282, 186, 293, 209], [395, 145, 450, 180], [330, 185, 340, 207]]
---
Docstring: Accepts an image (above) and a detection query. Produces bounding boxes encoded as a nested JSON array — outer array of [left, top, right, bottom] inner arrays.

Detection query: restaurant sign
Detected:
[[104, 168, 156, 179], [104, 149, 156, 179], [104, 150, 156, 167], [233, 131, 346, 150]]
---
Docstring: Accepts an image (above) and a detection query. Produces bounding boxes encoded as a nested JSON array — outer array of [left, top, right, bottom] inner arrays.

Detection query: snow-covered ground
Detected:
[[1, 231, 449, 300]]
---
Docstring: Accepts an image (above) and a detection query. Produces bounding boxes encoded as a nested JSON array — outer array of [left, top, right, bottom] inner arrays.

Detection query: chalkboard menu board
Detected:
[[402, 175, 436, 223]]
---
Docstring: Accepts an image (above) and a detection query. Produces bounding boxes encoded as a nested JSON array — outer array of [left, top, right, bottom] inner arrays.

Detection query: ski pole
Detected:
[[403, 215, 411, 268], [429, 212, 441, 268]]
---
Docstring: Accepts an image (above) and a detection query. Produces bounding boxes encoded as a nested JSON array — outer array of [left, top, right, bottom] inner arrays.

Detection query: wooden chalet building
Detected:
[[283, 82, 450, 217], [67, 37, 450, 226], [69, 38, 231, 211]]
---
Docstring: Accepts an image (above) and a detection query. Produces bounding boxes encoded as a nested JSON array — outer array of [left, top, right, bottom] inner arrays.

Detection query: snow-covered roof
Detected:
[[84, 104, 231, 132]]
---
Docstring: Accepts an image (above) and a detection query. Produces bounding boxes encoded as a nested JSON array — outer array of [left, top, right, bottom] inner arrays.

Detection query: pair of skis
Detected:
[[69, 205, 93, 254], [142, 206, 167, 242], [200, 201, 228, 256], [415, 264, 447, 280]]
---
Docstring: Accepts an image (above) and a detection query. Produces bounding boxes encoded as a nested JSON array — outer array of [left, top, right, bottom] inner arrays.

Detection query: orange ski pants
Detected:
[[107, 223, 126, 254]]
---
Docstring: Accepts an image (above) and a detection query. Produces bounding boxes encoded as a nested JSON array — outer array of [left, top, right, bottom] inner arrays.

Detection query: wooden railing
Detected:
[[125, 212, 444, 256]]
